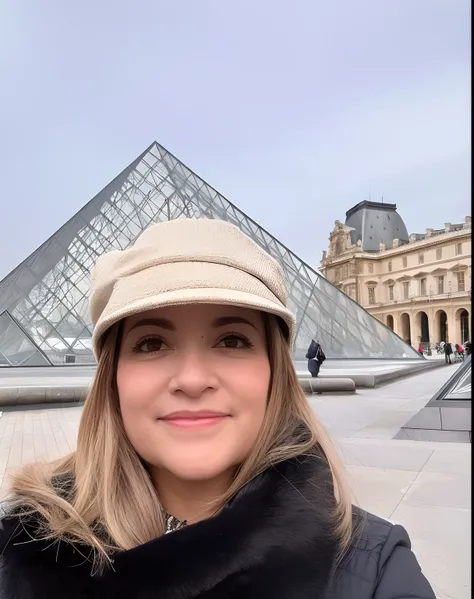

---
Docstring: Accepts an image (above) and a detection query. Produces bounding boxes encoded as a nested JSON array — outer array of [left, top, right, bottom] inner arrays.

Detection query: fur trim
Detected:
[[0, 455, 339, 598]]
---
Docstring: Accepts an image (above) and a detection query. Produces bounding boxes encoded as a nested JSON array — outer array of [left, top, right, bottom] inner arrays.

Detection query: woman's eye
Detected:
[[217, 335, 250, 349], [135, 338, 165, 353]]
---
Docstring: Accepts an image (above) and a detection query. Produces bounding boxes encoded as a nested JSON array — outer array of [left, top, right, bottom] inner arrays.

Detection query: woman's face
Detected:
[[117, 304, 271, 482]]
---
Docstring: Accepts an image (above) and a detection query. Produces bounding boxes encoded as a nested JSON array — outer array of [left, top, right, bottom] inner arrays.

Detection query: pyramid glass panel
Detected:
[[0, 142, 421, 365], [0, 311, 51, 366]]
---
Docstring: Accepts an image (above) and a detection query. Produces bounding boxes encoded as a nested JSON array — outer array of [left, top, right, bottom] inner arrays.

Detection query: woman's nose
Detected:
[[168, 350, 219, 398]]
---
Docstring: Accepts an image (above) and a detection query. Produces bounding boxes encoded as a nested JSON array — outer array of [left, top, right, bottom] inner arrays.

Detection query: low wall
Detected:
[[299, 378, 356, 394]]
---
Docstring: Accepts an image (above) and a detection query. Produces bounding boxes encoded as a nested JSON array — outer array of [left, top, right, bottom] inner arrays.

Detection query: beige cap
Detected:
[[90, 218, 295, 357]]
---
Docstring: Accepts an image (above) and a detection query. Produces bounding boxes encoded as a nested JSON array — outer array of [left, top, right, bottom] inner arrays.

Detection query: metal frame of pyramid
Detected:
[[0, 142, 421, 366]]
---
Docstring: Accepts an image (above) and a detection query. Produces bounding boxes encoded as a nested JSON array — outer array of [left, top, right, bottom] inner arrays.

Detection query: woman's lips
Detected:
[[159, 412, 230, 431], [162, 416, 228, 430]]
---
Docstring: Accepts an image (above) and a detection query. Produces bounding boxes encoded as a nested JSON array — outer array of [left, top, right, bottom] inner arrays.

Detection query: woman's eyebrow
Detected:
[[127, 315, 258, 333], [128, 318, 175, 332], [212, 316, 257, 330]]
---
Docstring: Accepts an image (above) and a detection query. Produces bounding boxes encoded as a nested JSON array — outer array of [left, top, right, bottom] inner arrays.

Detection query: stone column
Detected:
[[392, 312, 400, 337], [447, 306, 456, 344], [413, 312, 421, 344], [430, 309, 439, 345]]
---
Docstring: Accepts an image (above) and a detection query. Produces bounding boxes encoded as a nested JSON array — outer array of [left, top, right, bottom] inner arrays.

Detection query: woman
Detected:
[[0, 219, 435, 598]]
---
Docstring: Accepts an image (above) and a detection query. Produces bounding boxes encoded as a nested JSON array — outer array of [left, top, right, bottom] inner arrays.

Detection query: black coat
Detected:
[[0, 456, 435, 599]]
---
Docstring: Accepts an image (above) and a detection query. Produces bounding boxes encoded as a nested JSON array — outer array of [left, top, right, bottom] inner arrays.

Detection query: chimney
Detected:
[[426, 228, 433, 237], [444, 222, 451, 232]]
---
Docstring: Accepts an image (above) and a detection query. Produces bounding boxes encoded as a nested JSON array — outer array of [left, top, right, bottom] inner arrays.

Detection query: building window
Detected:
[[403, 256, 407, 268], [357, 262, 363, 274], [436, 247, 442, 260], [368, 287, 376, 305], [345, 285, 356, 299], [420, 278, 427, 296], [388, 261, 392, 272], [437, 276, 445, 294], [418, 253, 424, 265], [456, 243, 463, 255], [388, 285, 394, 301], [457, 272, 465, 292], [368, 263, 374, 273], [343, 264, 349, 279], [403, 281, 410, 299]]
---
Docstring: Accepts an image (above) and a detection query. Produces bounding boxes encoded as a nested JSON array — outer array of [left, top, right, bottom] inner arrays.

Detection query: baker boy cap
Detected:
[[90, 218, 296, 357]]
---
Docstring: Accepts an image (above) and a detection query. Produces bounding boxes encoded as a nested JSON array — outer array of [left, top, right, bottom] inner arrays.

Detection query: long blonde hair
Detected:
[[7, 314, 353, 569]]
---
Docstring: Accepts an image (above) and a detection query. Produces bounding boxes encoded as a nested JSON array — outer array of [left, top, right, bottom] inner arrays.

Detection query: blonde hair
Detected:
[[7, 314, 353, 570]]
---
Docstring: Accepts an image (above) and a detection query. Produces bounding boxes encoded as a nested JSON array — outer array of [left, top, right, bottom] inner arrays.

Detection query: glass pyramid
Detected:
[[0, 142, 420, 365]]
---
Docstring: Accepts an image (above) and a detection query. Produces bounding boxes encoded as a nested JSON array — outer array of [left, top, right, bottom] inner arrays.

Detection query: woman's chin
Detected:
[[160, 457, 236, 483]]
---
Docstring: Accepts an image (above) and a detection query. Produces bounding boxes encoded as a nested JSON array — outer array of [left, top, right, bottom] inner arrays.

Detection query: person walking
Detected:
[[444, 341, 453, 364], [306, 338, 326, 377], [464, 341, 472, 356], [418, 343, 424, 356], [0, 219, 435, 598]]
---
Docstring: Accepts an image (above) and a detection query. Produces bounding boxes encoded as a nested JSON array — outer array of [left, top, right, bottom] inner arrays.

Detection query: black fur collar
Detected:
[[0, 455, 339, 598]]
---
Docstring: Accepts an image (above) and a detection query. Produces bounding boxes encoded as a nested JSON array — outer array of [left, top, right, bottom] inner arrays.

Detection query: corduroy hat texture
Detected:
[[90, 218, 296, 357]]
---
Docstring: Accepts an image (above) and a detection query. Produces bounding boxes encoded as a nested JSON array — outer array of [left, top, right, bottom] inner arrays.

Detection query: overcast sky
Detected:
[[0, 0, 470, 281]]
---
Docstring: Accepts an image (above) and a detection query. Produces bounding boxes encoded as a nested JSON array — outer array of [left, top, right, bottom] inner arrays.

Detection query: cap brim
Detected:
[[92, 261, 295, 357]]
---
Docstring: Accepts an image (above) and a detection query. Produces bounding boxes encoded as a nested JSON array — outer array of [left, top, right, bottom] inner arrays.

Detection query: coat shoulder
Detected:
[[352, 507, 408, 552], [332, 507, 435, 599], [333, 508, 403, 589], [339, 507, 406, 574]]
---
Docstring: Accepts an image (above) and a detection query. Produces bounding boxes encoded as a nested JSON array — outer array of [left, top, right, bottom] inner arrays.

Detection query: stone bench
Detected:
[[0, 386, 88, 407], [299, 377, 356, 394]]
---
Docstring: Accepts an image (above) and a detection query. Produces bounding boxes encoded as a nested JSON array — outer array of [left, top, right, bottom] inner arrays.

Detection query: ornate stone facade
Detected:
[[321, 214, 471, 348]]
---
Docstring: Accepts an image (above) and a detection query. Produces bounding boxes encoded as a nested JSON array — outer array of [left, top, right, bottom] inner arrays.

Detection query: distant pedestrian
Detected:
[[464, 341, 471, 356], [306, 339, 326, 377], [444, 341, 453, 364], [418, 343, 424, 356]]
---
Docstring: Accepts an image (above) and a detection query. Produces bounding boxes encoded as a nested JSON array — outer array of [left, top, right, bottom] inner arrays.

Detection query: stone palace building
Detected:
[[320, 200, 471, 349]]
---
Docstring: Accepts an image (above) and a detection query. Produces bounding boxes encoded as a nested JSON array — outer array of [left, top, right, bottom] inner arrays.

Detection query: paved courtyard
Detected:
[[0, 363, 470, 599]]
